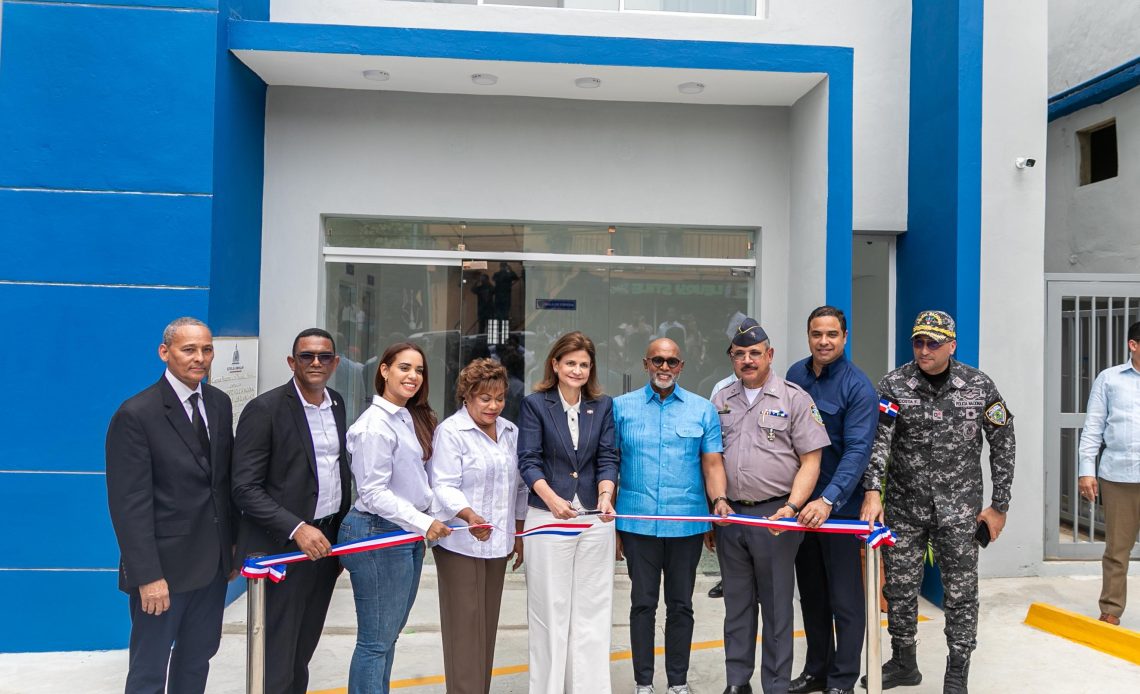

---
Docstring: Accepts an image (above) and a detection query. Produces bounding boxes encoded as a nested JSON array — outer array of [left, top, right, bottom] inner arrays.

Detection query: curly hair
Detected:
[[455, 358, 509, 404]]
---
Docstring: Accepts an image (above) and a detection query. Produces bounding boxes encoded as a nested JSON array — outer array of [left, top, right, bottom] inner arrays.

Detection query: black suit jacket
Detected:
[[517, 390, 618, 511], [106, 376, 235, 594], [231, 380, 352, 561]]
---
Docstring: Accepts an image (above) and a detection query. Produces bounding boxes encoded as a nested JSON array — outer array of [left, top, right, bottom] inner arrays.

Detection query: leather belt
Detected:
[[310, 513, 339, 528], [731, 494, 789, 507]]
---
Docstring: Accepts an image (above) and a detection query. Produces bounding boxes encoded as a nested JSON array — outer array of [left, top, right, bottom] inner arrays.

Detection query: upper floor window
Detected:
[[1078, 119, 1117, 186], [400, 0, 759, 17]]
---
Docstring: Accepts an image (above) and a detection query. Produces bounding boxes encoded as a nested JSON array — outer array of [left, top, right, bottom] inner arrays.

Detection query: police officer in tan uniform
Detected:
[[710, 318, 831, 694]]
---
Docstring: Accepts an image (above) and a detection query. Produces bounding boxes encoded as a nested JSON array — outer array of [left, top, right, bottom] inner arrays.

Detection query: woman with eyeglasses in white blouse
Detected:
[[429, 358, 528, 694], [338, 342, 452, 694]]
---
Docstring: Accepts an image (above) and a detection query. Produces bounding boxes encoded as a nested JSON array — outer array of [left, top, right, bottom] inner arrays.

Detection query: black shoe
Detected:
[[708, 581, 724, 598], [824, 689, 855, 694], [789, 672, 827, 693], [722, 686, 752, 694], [860, 643, 922, 689], [943, 654, 970, 694]]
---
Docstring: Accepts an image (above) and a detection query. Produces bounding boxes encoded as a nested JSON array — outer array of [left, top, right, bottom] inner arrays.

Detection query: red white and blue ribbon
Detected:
[[242, 515, 894, 582]]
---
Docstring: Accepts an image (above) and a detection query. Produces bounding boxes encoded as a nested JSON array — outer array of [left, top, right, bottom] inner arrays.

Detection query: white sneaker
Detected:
[[667, 685, 691, 694], [635, 686, 654, 694]]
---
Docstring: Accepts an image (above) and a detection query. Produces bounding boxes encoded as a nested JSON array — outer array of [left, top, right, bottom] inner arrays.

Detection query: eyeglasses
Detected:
[[296, 352, 336, 365], [647, 356, 683, 368], [729, 349, 768, 362], [911, 338, 947, 351]]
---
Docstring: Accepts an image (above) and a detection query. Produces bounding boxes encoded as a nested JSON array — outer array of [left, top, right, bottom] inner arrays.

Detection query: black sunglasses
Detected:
[[296, 352, 336, 365], [647, 356, 683, 368]]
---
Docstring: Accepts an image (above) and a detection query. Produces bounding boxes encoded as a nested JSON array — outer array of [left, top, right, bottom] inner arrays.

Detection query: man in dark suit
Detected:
[[106, 316, 235, 694], [232, 328, 352, 694]]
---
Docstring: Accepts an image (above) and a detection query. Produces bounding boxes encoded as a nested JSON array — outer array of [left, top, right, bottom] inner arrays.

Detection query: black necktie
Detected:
[[189, 392, 211, 461]]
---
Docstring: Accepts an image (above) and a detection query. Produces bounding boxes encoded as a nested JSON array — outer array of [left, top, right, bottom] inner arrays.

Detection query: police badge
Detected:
[[810, 405, 824, 425], [984, 400, 1010, 426]]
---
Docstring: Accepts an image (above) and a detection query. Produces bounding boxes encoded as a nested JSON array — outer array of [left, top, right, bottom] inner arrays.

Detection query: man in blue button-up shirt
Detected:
[[785, 306, 878, 694], [1078, 320, 1140, 627], [615, 338, 731, 694]]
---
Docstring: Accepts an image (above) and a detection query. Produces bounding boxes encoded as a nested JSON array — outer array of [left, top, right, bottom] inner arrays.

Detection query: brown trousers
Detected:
[[433, 546, 509, 694], [1099, 478, 1140, 618]]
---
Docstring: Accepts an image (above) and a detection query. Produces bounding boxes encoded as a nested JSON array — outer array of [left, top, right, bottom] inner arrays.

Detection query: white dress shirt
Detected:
[[294, 381, 343, 520], [559, 389, 581, 450], [347, 395, 437, 534], [430, 407, 528, 558], [164, 369, 208, 430], [1079, 360, 1140, 482]]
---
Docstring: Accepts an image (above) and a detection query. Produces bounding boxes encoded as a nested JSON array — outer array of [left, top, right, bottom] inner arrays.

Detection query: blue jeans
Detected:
[[338, 509, 425, 694]]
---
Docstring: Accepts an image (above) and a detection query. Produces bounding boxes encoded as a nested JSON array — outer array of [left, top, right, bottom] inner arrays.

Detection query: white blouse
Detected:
[[347, 395, 437, 534], [430, 407, 528, 558]]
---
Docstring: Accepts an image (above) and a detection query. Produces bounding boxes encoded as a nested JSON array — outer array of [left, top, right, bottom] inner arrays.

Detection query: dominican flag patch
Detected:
[[879, 398, 900, 426]]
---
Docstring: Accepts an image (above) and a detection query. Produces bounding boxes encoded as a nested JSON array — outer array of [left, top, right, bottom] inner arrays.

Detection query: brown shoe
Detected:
[[1099, 613, 1121, 625]]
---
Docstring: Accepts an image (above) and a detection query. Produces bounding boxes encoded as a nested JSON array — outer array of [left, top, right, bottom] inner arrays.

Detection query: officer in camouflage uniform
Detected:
[[859, 311, 1015, 694]]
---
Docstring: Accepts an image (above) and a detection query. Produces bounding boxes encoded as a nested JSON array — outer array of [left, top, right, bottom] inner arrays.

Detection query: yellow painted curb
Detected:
[[1024, 602, 1140, 666]]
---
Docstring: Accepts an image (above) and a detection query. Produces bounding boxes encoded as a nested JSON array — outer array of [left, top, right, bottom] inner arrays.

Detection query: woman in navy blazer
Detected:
[[517, 331, 619, 693]]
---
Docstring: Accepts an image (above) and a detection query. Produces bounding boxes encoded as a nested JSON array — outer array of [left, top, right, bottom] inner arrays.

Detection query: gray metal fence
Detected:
[[1045, 278, 1140, 559]]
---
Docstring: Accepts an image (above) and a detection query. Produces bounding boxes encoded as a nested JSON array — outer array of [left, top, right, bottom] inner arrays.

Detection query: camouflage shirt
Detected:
[[863, 360, 1016, 525]]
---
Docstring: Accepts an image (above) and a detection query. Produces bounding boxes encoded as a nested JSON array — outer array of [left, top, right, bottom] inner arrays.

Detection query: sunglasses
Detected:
[[911, 338, 947, 351], [647, 356, 683, 368], [296, 351, 336, 365]]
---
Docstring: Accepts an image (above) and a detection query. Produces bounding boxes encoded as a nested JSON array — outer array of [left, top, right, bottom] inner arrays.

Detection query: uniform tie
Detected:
[[189, 392, 211, 461]]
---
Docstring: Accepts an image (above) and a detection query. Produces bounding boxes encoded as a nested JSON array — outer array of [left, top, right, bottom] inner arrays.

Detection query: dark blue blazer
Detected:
[[517, 389, 619, 511]]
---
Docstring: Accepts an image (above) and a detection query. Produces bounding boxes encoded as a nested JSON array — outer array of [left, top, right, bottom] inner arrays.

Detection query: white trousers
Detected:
[[524, 506, 615, 694]]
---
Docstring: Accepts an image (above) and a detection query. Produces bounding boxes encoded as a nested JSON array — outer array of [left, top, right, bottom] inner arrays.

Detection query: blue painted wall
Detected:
[[0, 0, 266, 652], [898, 0, 984, 367]]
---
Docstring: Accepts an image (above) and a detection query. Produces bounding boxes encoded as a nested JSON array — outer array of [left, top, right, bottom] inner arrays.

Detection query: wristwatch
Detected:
[[991, 500, 1009, 514]]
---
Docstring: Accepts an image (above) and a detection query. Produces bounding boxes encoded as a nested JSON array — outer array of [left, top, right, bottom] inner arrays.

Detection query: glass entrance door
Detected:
[[326, 257, 752, 426]]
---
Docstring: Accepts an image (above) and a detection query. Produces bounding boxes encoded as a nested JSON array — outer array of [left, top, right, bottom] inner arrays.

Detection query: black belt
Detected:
[[310, 513, 339, 528], [731, 494, 788, 506]]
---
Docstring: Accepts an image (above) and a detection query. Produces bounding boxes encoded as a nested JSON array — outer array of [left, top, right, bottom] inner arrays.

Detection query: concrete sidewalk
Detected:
[[1, 571, 1137, 693]]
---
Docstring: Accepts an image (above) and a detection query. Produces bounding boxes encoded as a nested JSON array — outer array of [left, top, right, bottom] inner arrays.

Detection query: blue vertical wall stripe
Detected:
[[0, 0, 268, 652], [899, 0, 983, 366]]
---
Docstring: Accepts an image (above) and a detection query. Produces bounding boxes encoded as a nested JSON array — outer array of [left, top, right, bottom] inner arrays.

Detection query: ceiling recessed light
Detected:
[[678, 82, 705, 95], [471, 73, 498, 86], [362, 70, 390, 82], [575, 77, 602, 89]]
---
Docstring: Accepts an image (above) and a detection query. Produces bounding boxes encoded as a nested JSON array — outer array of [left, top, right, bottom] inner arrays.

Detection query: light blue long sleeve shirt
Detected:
[[1078, 360, 1140, 482], [614, 383, 722, 537]]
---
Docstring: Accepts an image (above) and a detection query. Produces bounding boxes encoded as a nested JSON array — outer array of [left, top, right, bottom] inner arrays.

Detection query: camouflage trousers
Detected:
[[882, 515, 979, 658]]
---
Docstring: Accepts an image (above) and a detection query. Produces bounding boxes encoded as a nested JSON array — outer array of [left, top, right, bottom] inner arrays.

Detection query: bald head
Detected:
[[646, 338, 681, 359], [644, 338, 684, 396]]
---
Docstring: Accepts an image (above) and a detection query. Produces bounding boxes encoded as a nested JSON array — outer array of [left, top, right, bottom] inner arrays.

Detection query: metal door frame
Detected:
[[1044, 275, 1140, 560]]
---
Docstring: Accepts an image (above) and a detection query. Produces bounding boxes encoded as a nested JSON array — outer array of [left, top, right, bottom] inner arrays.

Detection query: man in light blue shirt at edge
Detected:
[[1078, 319, 1140, 626], [614, 338, 733, 694]]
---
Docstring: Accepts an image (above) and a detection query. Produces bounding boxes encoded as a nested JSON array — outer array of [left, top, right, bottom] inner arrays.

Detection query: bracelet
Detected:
[[712, 496, 729, 505], [599, 490, 612, 497], [785, 500, 801, 514]]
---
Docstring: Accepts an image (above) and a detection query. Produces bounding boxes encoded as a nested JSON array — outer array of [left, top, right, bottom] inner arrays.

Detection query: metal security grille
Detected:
[[1045, 279, 1140, 560]]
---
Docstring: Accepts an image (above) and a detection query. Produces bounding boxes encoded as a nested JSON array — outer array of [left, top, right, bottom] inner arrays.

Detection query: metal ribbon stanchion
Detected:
[[246, 553, 266, 694], [864, 543, 883, 694]]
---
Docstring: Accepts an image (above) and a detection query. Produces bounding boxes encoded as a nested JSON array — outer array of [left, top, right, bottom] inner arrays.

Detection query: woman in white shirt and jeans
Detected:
[[339, 342, 452, 694], [429, 358, 528, 694]]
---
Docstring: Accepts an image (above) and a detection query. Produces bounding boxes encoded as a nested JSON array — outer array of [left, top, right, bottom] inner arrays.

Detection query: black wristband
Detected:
[[785, 500, 801, 514], [712, 496, 729, 505]]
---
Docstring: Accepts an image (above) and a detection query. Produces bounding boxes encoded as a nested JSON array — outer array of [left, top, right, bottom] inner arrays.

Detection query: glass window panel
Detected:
[[326, 217, 754, 260], [484, 0, 619, 8], [623, 0, 756, 15]]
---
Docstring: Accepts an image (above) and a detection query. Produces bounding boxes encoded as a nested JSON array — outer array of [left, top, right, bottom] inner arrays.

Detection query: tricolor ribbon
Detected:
[[241, 515, 894, 582]]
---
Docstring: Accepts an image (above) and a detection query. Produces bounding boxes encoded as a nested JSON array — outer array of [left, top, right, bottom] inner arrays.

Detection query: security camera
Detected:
[[1015, 157, 1036, 169]]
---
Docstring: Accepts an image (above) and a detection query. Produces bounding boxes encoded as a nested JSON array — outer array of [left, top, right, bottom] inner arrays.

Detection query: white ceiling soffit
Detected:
[[233, 50, 826, 106]]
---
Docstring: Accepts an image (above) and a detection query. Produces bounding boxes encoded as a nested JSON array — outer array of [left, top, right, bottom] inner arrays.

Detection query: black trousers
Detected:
[[794, 526, 866, 689], [620, 530, 705, 687], [261, 522, 342, 694], [125, 565, 227, 694]]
